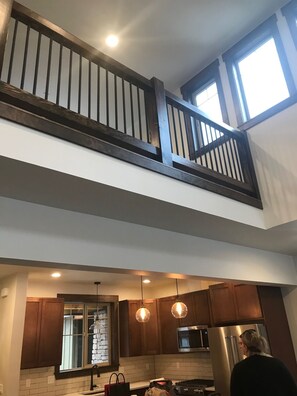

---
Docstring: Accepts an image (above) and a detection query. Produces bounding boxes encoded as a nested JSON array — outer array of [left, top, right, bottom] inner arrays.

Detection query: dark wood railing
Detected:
[[0, 1, 261, 208]]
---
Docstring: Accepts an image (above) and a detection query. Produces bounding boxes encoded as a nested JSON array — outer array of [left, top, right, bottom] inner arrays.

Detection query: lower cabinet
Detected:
[[21, 297, 64, 369], [119, 299, 160, 357]]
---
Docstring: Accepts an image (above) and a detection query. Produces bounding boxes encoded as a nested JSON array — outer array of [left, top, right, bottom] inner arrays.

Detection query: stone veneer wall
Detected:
[[19, 353, 213, 396]]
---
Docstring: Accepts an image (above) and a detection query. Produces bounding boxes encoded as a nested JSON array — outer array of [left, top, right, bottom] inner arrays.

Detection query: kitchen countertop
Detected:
[[64, 380, 154, 396]]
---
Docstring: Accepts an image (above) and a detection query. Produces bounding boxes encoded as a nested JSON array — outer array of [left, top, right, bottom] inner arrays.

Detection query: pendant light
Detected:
[[89, 281, 101, 331], [135, 276, 150, 323], [171, 279, 188, 319]]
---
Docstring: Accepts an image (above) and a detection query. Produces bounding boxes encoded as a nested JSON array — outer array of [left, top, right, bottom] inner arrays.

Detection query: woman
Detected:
[[230, 329, 297, 396]]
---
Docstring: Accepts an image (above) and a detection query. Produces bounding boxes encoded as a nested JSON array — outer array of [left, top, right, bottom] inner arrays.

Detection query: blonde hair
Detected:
[[240, 329, 269, 355]]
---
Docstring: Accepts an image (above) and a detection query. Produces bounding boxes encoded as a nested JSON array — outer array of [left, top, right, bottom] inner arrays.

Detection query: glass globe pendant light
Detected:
[[171, 279, 188, 319], [135, 276, 150, 323]]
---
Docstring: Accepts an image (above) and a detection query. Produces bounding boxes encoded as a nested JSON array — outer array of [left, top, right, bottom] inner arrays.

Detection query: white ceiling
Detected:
[[17, 0, 289, 92], [1, 0, 296, 285]]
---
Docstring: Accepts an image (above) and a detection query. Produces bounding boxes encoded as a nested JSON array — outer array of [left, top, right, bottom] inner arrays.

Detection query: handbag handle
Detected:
[[117, 373, 125, 383], [109, 372, 119, 384], [109, 372, 126, 384]]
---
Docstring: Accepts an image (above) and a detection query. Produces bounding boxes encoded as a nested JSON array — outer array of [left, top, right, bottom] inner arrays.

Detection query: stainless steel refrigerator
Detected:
[[208, 323, 270, 396]]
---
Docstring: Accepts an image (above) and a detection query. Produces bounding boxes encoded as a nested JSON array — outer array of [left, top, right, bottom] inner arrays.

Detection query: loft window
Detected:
[[181, 59, 229, 125], [282, 0, 297, 49], [55, 294, 119, 379], [223, 15, 296, 127]]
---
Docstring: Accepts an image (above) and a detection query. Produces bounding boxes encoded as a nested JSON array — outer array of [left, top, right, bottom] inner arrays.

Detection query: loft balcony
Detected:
[[0, 1, 261, 208]]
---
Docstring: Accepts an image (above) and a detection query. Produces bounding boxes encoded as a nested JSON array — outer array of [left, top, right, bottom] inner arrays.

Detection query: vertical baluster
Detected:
[[56, 43, 63, 105], [210, 126, 220, 172], [204, 123, 214, 170], [230, 138, 243, 181], [178, 110, 186, 158], [215, 128, 226, 175], [198, 119, 208, 167], [106, 68, 109, 126], [7, 19, 18, 84], [78, 54, 82, 113], [20, 25, 30, 90], [97, 65, 100, 122], [67, 50, 73, 110], [130, 82, 135, 137], [137, 87, 142, 140], [114, 74, 118, 130], [32, 32, 41, 95], [219, 131, 229, 176], [88, 60, 91, 119], [122, 78, 127, 134], [224, 135, 235, 179], [45, 38, 53, 100], [170, 105, 179, 155]]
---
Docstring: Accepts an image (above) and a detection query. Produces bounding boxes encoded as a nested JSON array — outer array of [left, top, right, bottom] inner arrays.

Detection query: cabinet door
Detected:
[[233, 284, 262, 321], [209, 283, 237, 324], [119, 300, 142, 357], [141, 299, 160, 355], [193, 290, 212, 325], [38, 298, 64, 367], [21, 298, 64, 369], [21, 300, 42, 368], [178, 293, 196, 327], [157, 296, 179, 354]]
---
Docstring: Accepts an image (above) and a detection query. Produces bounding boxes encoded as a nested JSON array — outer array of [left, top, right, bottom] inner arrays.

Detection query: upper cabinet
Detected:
[[209, 283, 262, 325], [157, 296, 179, 354], [21, 297, 64, 369], [119, 299, 160, 357], [179, 290, 212, 327]]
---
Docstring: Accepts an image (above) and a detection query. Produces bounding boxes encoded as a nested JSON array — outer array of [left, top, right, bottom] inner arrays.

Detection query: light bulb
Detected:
[[135, 307, 150, 323], [105, 34, 119, 48], [171, 301, 188, 319]]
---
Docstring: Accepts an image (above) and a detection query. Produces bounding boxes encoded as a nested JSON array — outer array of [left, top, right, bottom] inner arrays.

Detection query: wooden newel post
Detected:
[[151, 77, 173, 167], [0, 0, 13, 77]]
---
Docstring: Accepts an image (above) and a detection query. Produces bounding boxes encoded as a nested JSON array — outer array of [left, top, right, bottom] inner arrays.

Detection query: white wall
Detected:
[[1, 196, 296, 286], [0, 273, 27, 396], [282, 286, 297, 359]]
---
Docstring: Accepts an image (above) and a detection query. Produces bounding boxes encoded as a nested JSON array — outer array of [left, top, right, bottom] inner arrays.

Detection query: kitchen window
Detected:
[[55, 294, 119, 379], [223, 15, 296, 128], [282, 0, 297, 49]]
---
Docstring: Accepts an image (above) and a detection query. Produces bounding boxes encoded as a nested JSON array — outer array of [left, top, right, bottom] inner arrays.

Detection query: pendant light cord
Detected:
[[140, 276, 144, 305], [176, 278, 179, 299]]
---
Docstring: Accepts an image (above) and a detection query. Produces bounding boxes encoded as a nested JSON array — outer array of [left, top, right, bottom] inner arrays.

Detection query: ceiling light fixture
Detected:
[[142, 278, 151, 284], [51, 272, 61, 278], [105, 34, 119, 48], [171, 279, 188, 319], [135, 276, 150, 323]]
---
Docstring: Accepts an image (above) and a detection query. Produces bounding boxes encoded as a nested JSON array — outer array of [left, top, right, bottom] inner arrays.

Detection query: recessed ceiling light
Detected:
[[142, 278, 151, 284], [105, 34, 119, 48], [51, 272, 61, 278]]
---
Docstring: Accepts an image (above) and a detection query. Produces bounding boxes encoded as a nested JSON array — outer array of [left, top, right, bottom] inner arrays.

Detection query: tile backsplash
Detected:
[[19, 353, 213, 396]]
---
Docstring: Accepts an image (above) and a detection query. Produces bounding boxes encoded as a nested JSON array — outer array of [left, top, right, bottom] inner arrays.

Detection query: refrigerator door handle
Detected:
[[225, 335, 240, 371]]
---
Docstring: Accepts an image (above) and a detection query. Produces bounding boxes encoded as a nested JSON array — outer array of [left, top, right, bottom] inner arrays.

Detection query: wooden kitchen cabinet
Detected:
[[21, 297, 64, 369], [209, 282, 262, 325], [179, 289, 212, 327], [119, 299, 160, 357], [157, 296, 179, 354]]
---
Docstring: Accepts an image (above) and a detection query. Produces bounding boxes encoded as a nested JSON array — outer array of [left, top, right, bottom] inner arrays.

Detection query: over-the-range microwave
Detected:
[[177, 325, 210, 352]]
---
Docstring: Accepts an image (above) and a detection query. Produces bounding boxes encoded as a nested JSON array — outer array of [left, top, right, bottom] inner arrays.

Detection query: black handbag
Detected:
[[104, 372, 130, 396]]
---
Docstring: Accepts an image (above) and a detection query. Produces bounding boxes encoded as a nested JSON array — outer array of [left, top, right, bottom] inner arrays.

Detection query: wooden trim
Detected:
[[0, 99, 262, 208], [0, 0, 14, 76]]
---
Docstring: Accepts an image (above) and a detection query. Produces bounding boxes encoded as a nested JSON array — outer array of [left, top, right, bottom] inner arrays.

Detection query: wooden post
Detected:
[[0, 0, 13, 77], [151, 77, 173, 167]]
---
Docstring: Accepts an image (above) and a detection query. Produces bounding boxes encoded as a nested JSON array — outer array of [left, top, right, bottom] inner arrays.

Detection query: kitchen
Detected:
[[1, 265, 296, 396]]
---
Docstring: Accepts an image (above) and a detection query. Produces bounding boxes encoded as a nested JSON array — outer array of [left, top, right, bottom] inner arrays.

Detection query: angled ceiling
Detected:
[[17, 0, 289, 92]]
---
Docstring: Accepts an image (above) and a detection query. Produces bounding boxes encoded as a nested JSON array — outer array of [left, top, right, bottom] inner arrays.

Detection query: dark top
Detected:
[[230, 354, 297, 396]]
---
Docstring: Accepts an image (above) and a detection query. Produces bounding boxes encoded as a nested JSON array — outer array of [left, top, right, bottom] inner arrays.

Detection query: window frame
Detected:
[[180, 59, 230, 125], [55, 293, 119, 379], [223, 14, 296, 129], [282, 0, 297, 49]]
